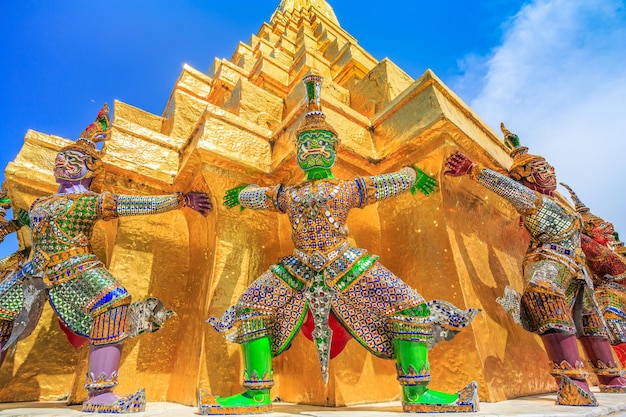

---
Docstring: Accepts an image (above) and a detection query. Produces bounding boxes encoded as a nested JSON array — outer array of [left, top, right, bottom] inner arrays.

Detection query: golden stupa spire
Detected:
[[274, 0, 339, 24]]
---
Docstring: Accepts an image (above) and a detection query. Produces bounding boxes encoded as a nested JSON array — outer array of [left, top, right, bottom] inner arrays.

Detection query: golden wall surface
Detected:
[[1, 0, 558, 406]]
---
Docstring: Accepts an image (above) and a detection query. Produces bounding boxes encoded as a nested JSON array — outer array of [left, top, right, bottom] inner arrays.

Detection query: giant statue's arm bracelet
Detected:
[[472, 167, 541, 214], [0, 218, 21, 243], [96, 192, 185, 220], [0, 250, 27, 273], [357, 167, 417, 206], [238, 185, 284, 212]]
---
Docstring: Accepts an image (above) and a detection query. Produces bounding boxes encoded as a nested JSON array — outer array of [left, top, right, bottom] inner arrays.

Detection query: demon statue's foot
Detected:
[[597, 375, 626, 393], [82, 388, 146, 413], [198, 388, 271, 415], [402, 382, 479, 413], [556, 376, 597, 406], [589, 359, 626, 393]]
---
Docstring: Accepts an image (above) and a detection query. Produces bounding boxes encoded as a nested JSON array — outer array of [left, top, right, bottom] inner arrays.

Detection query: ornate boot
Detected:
[[580, 336, 626, 393], [198, 336, 273, 415], [395, 339, 478, 413], [82, 343, 146, 413], [540, 333, 597, 406]]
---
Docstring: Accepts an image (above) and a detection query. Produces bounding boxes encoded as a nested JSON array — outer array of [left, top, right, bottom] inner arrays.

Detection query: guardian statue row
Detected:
[[0, 75, 624, 414]]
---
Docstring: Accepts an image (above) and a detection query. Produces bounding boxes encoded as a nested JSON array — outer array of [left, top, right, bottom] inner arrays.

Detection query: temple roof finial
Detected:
[[274, 0, 339, 25]]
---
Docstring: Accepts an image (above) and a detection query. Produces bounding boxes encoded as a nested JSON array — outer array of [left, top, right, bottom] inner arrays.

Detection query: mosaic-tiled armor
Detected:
[[0, 105, 210, 414], [444, 124, 626, 406], [0, 187, 30, 361], [582, 236, 626, 342], [0, 247, 29, 365], [27, 191, 183, 344], [201, 75, 479, 415], [561, 183, 626, 366]]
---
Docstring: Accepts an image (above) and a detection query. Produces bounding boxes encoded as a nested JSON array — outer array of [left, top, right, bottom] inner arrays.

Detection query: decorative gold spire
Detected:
[[274, 0, 339, 24]]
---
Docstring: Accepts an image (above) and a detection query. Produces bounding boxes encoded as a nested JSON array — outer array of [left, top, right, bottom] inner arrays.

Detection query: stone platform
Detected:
[[1, 389, 626, 417]]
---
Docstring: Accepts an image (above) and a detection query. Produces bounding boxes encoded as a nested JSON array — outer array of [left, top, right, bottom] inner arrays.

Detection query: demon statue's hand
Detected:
[[184, 192, 212, 216], [411, 166, 438, 196], [223, 184, 249, 211], [16, 209, 30, 227], [444, 151, 475, 177]]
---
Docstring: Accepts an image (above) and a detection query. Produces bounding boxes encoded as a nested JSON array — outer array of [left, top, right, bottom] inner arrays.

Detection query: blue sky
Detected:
[[1, 0, 625, 258]]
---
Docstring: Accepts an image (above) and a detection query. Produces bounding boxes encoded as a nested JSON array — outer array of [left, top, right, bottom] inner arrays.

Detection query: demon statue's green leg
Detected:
[[199, 336, 273, 415], [396, 340, 456, 405], [394, 307, 478, 413]]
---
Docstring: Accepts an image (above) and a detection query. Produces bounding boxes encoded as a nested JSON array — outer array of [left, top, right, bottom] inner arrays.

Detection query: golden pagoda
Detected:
[[1, 0, 555, 406]]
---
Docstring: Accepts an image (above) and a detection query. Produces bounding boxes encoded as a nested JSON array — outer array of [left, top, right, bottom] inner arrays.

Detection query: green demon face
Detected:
[[296, 129, 337, 171]]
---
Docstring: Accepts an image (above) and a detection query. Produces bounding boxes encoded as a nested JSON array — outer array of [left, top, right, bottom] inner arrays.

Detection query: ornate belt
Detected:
[[46, 246, 92, 268], [526, 244, 585, 277], [294, 241, 349, 271], [29, 246, 93, 283], [541, 243, 578, 257]]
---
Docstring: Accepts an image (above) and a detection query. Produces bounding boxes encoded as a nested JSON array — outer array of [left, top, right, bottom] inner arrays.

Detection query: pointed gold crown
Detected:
[[560, 182, 607, 235], [559, 183, 590, 214], [295, 74, 338, 140], [60, 104, 111, 160], [501, 122, 545, 181], [58, 104, 111, 190]]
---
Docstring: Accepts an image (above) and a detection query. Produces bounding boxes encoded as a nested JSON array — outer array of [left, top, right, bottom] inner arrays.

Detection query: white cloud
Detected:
[[455, 0, 626, 237]]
